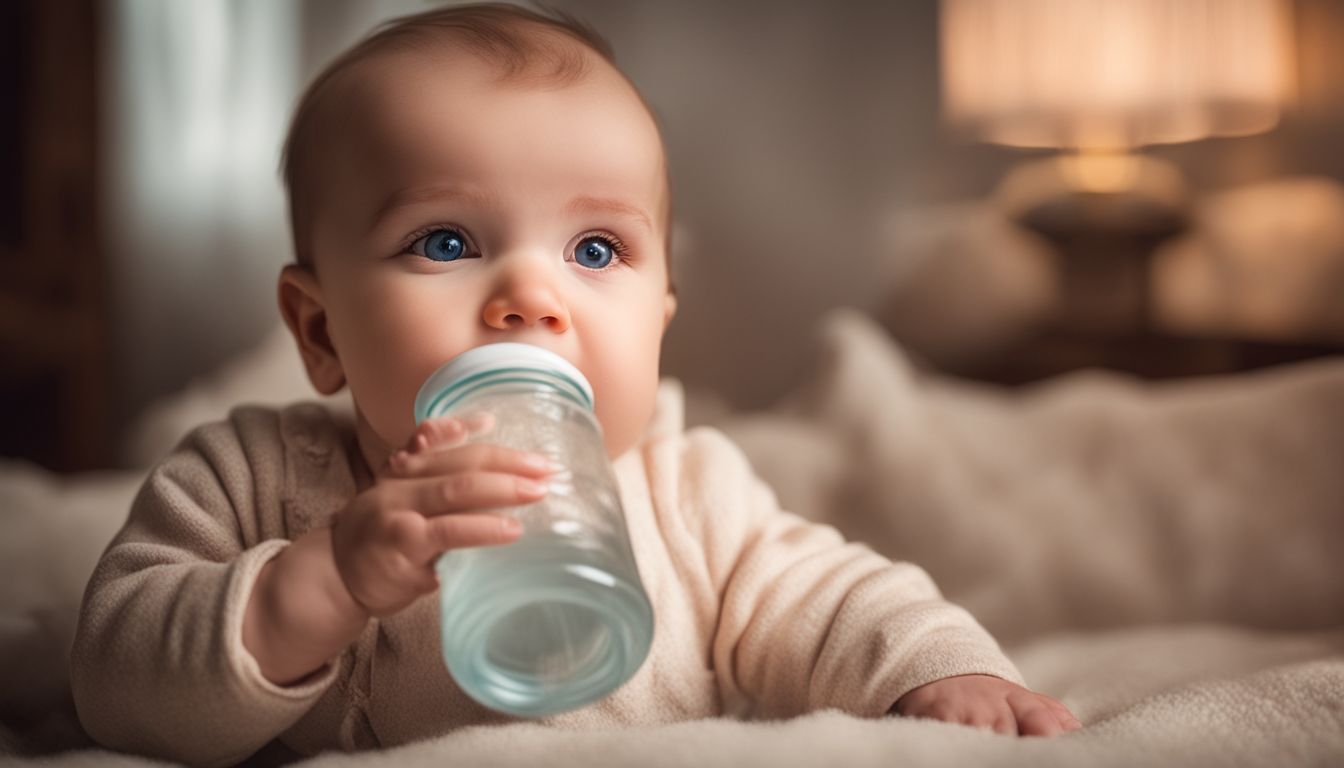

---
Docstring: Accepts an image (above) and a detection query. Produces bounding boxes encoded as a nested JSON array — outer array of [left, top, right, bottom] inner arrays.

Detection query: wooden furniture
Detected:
[[951, 329, 1344, 386], [0, 0, 113, 471], [948, 192, 1344, 385]]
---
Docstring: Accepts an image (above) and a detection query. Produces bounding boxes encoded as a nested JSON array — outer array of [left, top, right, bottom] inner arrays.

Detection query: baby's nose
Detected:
[[482, 282, 571, 332]]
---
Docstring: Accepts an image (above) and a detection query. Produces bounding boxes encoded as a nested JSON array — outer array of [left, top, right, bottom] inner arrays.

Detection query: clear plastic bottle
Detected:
[[414, 343, 654, 717]]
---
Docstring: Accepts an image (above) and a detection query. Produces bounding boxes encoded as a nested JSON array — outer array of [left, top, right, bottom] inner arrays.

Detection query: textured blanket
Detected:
[[3, 311, 1342, 766]]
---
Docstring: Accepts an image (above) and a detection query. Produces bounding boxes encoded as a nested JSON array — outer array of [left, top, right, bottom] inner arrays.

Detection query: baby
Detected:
[[71, 4, 1080, 765]]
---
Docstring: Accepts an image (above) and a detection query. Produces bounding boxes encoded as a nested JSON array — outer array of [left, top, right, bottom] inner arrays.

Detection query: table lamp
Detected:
[[940, 0, 1296, 334]]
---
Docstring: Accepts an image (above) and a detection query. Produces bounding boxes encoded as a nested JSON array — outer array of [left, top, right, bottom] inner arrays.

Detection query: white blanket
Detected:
[[3, 311, 1342, 765]]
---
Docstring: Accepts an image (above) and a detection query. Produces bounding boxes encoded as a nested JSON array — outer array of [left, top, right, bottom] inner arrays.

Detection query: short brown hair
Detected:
[[280, 2, 671, 280]]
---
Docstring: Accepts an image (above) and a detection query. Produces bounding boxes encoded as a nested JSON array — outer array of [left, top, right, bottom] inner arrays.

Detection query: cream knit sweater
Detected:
[[70, 381, 1021, 766]]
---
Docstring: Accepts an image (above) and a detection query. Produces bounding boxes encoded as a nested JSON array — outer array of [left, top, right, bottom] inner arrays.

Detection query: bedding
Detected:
[[2, 310, 1341, 765]]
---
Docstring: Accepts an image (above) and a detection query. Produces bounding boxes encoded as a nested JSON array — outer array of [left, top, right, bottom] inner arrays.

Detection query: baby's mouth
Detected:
[[482, 335, 573, 362]]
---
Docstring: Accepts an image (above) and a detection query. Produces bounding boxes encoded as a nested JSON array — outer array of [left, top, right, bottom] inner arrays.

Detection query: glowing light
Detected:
[[941, 0, 1295, 150]]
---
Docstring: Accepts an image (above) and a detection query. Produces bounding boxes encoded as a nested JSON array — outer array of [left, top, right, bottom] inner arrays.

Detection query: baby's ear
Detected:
[[662, 291, 678, 329], [277, 264, 346, 395]]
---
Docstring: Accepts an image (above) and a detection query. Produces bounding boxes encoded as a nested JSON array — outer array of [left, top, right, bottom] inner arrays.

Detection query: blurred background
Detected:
[[3, 0, 1343, 472]]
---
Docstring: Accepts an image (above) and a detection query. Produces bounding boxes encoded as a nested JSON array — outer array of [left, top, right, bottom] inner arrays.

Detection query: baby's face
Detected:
[[288, 49, 674, 468]]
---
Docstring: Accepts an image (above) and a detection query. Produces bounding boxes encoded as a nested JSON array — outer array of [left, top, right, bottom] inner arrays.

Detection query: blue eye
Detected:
[[412, 229, 471, 262], [573, 236, 614, 269]]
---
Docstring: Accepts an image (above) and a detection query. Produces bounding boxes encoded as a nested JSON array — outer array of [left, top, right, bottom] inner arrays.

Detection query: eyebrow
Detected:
[[562, 195, 654, 234], [371, 185, 654, 234], [371, 184, 498, 230]]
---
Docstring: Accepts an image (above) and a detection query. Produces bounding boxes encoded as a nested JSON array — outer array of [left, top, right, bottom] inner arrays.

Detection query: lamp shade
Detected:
[[941, 0, 1295, 150]]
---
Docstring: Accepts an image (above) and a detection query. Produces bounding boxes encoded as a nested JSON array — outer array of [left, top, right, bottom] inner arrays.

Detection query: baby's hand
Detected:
[[329, 414, 553, 617], [891, 674, 1082, 737]]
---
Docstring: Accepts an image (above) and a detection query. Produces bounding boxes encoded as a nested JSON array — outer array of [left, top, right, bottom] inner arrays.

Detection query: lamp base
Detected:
[[995, 153, 1189, 335]]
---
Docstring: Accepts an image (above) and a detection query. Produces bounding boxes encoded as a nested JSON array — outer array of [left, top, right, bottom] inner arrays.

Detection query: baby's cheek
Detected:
[[594, 375, 660, 459], [353, 381, 420, 450]]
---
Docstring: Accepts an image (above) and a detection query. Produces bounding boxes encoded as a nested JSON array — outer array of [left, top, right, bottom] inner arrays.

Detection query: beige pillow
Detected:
[[715, 310, 1344, 644]]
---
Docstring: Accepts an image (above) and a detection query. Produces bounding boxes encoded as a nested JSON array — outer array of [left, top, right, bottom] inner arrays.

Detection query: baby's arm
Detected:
[[70, 413, 342, 767], [244, 416, 551, 684], [241, 526, 368, 685], [681, 428, 1026, 720], [70, 410, 549, 766]]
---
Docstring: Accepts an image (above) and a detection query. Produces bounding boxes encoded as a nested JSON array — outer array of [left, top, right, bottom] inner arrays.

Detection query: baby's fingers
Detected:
[[1013, 701, 1064, 737], [388, 442, 558, 481], [1043, 698, 1083, 732], [1029, 693, 1083, 733], [394, 472, 548, 515], [404, 413, 496, 455], [411, 513, 522, 563]]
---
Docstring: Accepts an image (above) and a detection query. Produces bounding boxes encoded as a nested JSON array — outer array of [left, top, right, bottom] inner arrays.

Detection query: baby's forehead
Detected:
[[286, 32, 670, 264], [324, 37, 646, 129], [303, 44, 664, 179]]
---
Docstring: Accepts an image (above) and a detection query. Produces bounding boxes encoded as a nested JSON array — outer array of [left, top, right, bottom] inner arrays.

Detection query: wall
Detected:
[[104, 0, 1344, 439]]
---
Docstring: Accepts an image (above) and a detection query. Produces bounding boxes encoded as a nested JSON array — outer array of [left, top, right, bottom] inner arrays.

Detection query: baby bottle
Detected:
[[414, 342, 654, 717]]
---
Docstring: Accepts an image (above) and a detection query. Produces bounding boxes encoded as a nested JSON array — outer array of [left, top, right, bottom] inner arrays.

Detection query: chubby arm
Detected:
[[243, 414, 548, 685], [242, 526, 369, 686], [69, 417, 343, 768], [682, 428, 1024, 719], [71, 411, 547, 766]]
